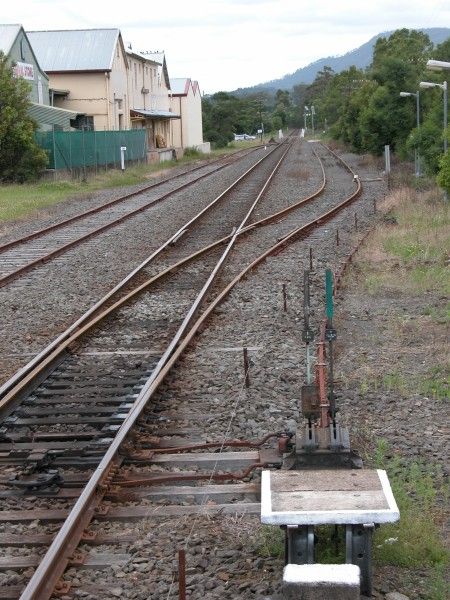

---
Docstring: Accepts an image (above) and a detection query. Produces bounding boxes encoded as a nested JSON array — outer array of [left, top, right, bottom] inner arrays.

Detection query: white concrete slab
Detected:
[[283, 563, 360, 585], [283, 564, 360, 600], [261, 469, 399, 526]]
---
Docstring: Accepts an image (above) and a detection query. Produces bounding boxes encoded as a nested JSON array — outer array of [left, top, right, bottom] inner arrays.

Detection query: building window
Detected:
[[72, 115, 94, 130], [20, 39, 25, 60], [134, 63, 137, 86]]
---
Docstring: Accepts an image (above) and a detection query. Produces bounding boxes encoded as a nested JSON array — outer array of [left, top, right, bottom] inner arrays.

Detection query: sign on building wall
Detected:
[[12, 62, 35, 80]]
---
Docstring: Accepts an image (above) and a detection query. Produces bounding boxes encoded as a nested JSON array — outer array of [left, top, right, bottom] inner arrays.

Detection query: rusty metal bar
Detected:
[[139, 432, 283, 454], [178, 549, 186, 600], [115, 463, 267, 487], [243, 348, 250, 388]]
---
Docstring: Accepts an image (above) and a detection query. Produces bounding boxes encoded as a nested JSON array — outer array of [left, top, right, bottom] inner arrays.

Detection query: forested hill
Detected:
[[234, 27, 450, 96]]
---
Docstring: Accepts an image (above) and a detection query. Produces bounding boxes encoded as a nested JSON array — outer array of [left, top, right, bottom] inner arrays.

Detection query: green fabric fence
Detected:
[[35, 129, 147, 170]]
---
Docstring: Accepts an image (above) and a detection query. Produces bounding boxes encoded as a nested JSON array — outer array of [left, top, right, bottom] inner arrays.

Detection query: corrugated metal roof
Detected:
[[0, 24, 21, 55], [27, 29, 120, 72], [170, 78, 189, 95], [126, 49, 160, 65], [131, 108, 180, 120], [143, 52, 164, 65], [170, 78, 201, 96], [28, 102, 79, 128]]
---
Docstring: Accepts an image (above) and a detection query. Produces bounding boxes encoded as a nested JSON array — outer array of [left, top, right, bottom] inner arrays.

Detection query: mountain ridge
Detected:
[[233, 27, 450, 96]]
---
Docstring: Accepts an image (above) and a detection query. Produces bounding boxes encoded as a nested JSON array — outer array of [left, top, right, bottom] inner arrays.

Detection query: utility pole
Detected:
[[258, 98, 263, 143]]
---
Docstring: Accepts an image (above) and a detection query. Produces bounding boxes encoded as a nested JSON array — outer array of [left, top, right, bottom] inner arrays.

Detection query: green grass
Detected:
[[253, 525, 284, 558], [419, 366, 449, 401], [373, 440, 448, 569], [358, 365, 449, 401], [0, 156, 210, 223], [360, 190, 449, 296], [422, 302, 450, 325]]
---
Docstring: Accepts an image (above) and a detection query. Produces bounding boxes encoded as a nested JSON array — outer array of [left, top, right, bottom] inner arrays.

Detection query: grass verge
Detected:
[[373, 439, 448, 570], [361, 188, 449, 297]]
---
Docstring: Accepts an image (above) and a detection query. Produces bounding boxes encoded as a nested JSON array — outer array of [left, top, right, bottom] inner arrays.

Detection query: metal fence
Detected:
[[35, 129, 148, 171]]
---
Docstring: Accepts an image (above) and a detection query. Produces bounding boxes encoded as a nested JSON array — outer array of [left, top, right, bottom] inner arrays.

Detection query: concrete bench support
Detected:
[[282, 563, 360, 600]]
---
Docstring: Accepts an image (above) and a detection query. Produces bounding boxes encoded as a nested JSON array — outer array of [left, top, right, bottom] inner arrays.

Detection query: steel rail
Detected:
[[0, 145, 326, 416], [0, 141, 326, 416], [18, 143, 360, 600], [18, 131, 295, 600], [0, 148, 258, 254], [0, 141, 287, 404], [0, 138, 329, 419], [0, 149, 266, 288]]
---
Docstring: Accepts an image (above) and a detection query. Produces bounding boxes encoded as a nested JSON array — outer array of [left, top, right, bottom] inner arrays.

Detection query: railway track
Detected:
[[0, 147, 262, 288], [0, 137, 378, 599]]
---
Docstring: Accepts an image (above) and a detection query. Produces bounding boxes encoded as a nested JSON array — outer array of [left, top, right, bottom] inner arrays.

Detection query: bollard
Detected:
[[282, 283, 287, 312], [309, 247, 313, 271], [336, 229, 340, 246], [243, 347, 250, 388]]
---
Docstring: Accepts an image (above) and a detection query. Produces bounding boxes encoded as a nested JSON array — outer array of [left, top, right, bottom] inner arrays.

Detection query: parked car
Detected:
[[233, 133, 256, 141]]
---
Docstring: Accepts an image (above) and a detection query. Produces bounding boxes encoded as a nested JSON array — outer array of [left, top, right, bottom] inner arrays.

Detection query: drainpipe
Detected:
[[179, 96, 183, 148], [105, 72, 111, 129]]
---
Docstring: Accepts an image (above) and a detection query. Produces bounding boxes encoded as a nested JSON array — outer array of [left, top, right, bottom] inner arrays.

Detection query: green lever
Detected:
[[325, 269, 334, 320]]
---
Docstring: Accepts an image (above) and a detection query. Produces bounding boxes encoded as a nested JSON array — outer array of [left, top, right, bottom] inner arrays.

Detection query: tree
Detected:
[[0, 52, 47, 182], [436, 141, 450, 193], [372, 29, 433, 77]]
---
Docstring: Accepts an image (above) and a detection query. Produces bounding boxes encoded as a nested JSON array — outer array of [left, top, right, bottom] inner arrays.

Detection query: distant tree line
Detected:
[[202, 29, 450, 191], [202, 88, 301, 148]]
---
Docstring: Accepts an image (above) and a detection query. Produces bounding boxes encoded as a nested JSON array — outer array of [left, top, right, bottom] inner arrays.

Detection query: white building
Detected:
[[170, 78, 209, 153]]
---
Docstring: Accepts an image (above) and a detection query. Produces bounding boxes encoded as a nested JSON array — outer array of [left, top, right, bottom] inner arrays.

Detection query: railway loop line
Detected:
[[0, 147, 263, 289], [0, 135, 383, 600]]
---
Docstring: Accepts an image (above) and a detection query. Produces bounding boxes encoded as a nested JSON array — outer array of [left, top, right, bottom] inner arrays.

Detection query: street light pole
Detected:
[[420, 80, 448, 155], [400, 90, 421, 176], [444, 80, 448, 155]]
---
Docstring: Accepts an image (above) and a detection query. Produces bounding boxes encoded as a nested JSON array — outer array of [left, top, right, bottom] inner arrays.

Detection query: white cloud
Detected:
[[3, 0, 449, 92]]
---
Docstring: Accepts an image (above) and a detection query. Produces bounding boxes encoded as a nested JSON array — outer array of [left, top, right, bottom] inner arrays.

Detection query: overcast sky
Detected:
[[3, 0, 449, 93]]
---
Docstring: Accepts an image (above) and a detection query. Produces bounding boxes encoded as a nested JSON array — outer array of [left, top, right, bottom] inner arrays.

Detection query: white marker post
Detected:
[[120, 146, 127, 171]]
